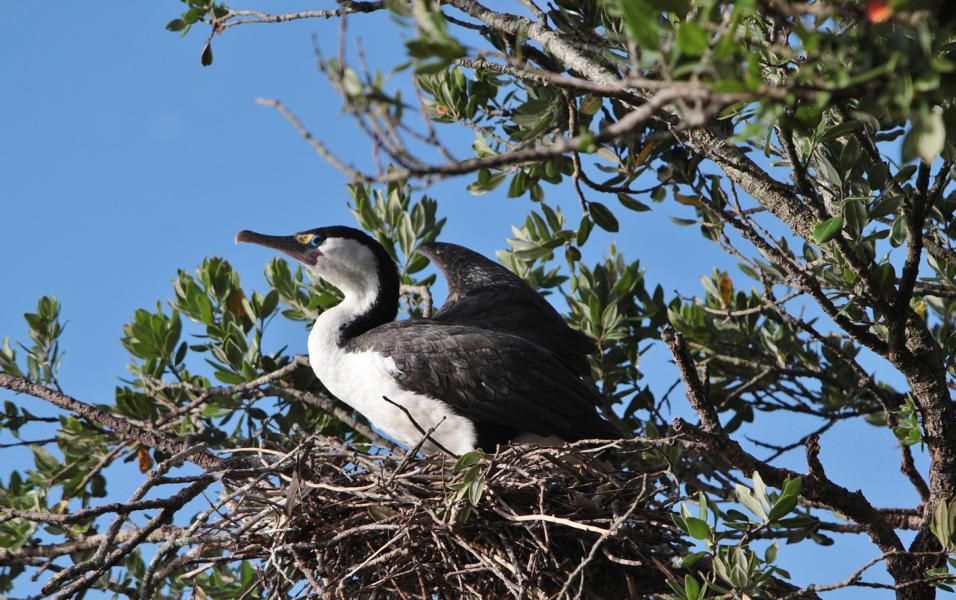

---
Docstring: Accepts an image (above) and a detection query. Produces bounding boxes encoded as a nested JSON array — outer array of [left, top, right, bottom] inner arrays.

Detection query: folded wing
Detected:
[[417, 242, 595, 376], [347, 321, 619, 449]]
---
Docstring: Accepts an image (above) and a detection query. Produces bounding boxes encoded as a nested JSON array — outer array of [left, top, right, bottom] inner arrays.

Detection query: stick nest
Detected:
[[223, 436, 686, 599]]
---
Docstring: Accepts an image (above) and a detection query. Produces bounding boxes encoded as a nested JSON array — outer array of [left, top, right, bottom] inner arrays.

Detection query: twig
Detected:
[[399, 284, 434, 318], [660, 326, 720, 432], [381, 395, 457, 457], [491, 506, 609, 535]]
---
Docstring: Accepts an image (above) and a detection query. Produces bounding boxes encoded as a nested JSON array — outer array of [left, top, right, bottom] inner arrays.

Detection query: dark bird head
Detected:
[[236, 226, 400, 333]]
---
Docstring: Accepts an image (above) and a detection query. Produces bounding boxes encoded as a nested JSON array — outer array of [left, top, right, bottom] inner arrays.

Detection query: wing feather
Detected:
[[417, 242, 595, 375], [347, 321, 618, 442]]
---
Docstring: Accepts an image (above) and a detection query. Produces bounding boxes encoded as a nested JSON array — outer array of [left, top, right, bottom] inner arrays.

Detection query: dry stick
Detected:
[[555, 480, 649, 598], [0, 374, 222, 470], [42, 446, 213, 595], [153, 356, 308, 427], [270, 385, 400, 452], [46, 475, 216, 598], [491, 506, 609, 535], [291, 546, 325, 594], [381, 395, 458, 457], [385, 416, 446, 486], [259, 85, 722, 185]]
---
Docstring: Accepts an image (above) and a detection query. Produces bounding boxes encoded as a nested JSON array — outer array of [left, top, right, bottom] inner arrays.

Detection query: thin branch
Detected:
[[661, 326, 721, 432], [255, 97, 366, 181], [399, 284, 434, 318], [264, 85, 726, 185], [220, 2, 384, 30], [893, 162, 930, 322], [781, 550, 953, 599], [381, 395, 457, 457]]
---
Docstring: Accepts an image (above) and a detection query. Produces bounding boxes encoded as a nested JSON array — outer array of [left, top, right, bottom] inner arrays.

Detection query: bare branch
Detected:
[[661, 326, 721, 432]]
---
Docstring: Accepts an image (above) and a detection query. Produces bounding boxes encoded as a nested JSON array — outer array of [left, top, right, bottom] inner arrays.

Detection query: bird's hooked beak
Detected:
[[235, 230, 321, 266]]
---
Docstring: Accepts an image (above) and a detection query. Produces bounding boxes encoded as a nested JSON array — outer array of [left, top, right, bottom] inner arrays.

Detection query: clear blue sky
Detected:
[[0, 2, 925, 597]]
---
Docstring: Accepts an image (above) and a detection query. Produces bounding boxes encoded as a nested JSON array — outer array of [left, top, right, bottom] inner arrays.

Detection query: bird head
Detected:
[[236, 226, 398, 299]]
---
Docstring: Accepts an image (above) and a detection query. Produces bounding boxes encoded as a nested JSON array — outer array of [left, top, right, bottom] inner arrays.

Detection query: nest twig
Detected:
[[266, 439, 684, 599], [187, 437, 683, 599], [5, 435, 689, 599]]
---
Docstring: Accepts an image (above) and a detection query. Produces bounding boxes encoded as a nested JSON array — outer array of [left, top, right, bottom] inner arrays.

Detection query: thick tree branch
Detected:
[[672, 418, 906, 554], [0, 374, 222, 470]]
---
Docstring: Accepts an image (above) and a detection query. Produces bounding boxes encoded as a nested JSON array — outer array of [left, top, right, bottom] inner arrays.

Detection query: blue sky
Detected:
[[0, 2, 927, 597]]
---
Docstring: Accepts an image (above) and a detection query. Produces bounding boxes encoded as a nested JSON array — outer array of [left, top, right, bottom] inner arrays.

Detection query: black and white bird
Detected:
[[236, 226, 620, 454]]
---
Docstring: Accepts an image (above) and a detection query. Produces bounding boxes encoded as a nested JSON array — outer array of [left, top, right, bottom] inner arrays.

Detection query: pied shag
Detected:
[[236, 226, 619, 454]]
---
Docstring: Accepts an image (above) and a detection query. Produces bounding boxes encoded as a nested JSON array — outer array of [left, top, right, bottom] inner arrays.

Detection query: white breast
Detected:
[[308, 310, 477, 455]]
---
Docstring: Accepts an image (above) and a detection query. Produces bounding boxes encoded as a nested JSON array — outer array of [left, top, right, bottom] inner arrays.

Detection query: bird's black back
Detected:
[[417, 242, 596, 377]]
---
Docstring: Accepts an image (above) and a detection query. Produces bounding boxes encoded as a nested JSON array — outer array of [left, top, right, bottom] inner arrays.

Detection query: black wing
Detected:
[[417, 242, 595, 376], [347, 321, 619, 450]]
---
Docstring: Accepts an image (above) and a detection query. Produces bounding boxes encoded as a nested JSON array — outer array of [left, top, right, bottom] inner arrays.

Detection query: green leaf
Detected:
[[616, 0, 659, 51], [818, 120, 860, 143], [684, 574, 701, 600], [682, 551, 707, 567], [752, 471, 770, 510], [617, 194, 651, 212], [768, 495, 799, 521], [588, 202, 619, 232], [201, 42, 213, 67], [930, 498, 956, 549], [214, 370, 243, 384], [165, 19, 187, 32], [512, 246, 554, 261], [468, 478, 485, 506], [782, 476, 802, 498], [812, 216, 844, 244], [676, 23, 708, 56], [917, 108, 946, 164], [890, 216, 908, 247], [453, 451, 481, 472], [841, 198, 867, 238], [735, 484, 767, 520], [684, 516, 710, 540]]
